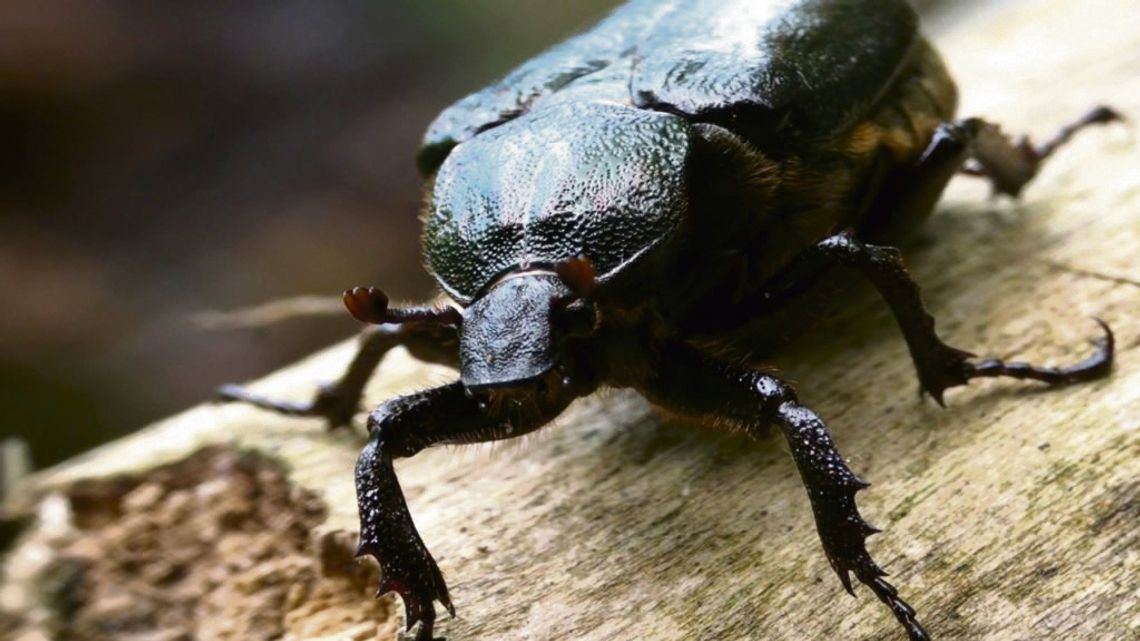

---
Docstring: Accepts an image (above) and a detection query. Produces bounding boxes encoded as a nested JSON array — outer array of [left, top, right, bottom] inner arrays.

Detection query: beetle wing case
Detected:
[[418, 0, 918, 171], [423, 101, 692, 304]]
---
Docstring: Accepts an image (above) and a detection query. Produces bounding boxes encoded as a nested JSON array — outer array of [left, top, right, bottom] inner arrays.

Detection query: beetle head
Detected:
[[459, 263, 596, 391]]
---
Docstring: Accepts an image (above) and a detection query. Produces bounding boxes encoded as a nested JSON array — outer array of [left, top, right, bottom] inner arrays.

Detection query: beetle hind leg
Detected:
[[960, 105, 1123, 197], [864, 106, 1122, 244]]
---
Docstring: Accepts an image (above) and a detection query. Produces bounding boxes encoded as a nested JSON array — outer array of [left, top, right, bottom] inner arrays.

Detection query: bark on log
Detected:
[[3, 0, 1138, 639]]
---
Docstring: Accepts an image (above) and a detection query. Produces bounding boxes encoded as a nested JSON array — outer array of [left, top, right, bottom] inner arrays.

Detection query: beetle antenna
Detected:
[[343, 286, 461, 327], [555, 256, 597, 298]]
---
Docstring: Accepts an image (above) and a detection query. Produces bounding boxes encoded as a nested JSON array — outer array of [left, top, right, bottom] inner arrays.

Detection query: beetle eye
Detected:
[[555, 300, 596, 338]]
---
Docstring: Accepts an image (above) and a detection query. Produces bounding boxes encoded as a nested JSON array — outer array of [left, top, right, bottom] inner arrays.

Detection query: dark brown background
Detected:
[[0, 0, 618, 468], [0, 0, 953, 469]]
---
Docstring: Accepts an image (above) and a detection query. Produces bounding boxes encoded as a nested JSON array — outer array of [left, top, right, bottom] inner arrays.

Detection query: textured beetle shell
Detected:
[[418, 0, 917, 173], [424, 102, 692, 302]]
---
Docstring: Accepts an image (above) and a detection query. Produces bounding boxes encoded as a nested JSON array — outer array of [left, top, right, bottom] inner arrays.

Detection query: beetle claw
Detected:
[[358, 546, 453, 641], [913, 341, 975, 405], [820, 513, 928, 641]]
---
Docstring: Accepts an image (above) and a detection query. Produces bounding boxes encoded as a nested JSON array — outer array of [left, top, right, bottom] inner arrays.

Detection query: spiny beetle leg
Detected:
[[639, 342, 930, 641], [812, 232, 1114, 405], [355, 381, 578, 640], [217, 296, 460, 430], [779, 401, 929, 641], [356, 436, 451, 641]]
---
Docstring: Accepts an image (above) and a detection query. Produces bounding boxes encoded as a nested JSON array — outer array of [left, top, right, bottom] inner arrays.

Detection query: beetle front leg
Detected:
[[639, 342, 930, 641], [355, 381, 578, 641], [219, 287, 460, 430], [813, 233, 1113, 404]]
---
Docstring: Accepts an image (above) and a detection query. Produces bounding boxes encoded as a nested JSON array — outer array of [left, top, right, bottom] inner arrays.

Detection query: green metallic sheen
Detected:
[[418, 0, 916, 172], [419, 0, 918, 302], [425, 102, 692, 302]]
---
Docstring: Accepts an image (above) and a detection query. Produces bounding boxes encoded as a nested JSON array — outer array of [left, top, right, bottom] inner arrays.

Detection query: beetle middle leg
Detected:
[[219, 287, 461, 430], [811, 232, 1114, 404], [356, 380, 579, 641], [638, 341, 930, 641]]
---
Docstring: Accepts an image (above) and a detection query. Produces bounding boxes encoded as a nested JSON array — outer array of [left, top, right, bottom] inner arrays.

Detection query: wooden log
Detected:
[[3, 0, 1138, 639]]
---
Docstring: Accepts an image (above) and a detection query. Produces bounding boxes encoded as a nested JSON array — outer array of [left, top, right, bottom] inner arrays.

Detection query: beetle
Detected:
[[220, 1, 1120, 639]]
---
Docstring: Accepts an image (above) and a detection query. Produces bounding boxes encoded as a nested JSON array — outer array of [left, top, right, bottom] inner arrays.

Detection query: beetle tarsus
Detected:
[[916, 317, 1113, 403], [1032, 105, 1123, 163], [866, 575, 931, 641], [216, 382, 361, 429], [965, 317, 1114, 386]]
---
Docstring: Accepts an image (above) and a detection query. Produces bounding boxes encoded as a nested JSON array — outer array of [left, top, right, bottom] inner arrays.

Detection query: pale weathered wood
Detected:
[[3, 0, 1138, 639]]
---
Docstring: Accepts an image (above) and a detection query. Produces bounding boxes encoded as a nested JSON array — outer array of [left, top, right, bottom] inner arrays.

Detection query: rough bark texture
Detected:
[[3, 0, 1138, 639]]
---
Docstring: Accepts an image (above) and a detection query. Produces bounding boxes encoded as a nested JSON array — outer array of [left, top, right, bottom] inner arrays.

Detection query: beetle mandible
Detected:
[[221, 1, 1120, 639]]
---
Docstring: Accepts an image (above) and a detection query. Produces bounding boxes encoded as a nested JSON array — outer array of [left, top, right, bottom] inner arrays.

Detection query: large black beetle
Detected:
[[222, 1, 1119, 639]]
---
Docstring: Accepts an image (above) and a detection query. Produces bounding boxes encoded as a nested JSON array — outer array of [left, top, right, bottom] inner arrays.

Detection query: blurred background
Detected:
[[1, 0, 961, 471], [0, 0, 621, 470]]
